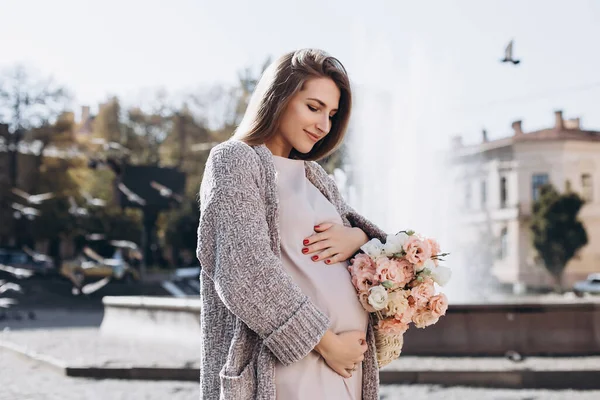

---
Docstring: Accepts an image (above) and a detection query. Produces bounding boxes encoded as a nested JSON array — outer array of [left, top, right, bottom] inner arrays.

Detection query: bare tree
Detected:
[[0, 64, 70, 132]]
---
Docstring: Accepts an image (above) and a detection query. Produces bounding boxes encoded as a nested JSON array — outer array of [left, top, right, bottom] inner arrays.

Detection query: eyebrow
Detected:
[[307, 98, 338, 112]]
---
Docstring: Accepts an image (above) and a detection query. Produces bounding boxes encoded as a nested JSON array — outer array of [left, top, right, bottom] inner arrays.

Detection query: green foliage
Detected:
[[530, 183, 588, 290]]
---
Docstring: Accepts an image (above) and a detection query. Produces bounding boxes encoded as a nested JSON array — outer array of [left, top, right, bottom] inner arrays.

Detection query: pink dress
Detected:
[[272, 155, 368, 400]]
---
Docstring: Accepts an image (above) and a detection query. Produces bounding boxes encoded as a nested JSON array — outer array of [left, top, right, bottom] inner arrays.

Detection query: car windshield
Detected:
[[590, 279, 600, 284], [8, 253, 28, 264]]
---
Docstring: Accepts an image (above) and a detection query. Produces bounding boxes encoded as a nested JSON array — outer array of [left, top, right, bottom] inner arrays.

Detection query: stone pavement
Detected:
[[0, 347, 198, 400], [3, 347, 600, 400], [2, 308, 600, 398]]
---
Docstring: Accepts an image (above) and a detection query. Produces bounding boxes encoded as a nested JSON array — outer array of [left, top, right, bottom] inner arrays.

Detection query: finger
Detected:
[[324, 253, 342, 265], [314, 222, 334, 232], [302, 240, 331, 256], [312, 248, 335, 262], [335, 366, 351, 379], [304, 231, 330, 246]]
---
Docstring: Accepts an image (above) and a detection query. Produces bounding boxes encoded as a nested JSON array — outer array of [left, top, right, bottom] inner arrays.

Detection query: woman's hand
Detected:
[[314, 330, 367, 378], [302, 223, 369, 264]]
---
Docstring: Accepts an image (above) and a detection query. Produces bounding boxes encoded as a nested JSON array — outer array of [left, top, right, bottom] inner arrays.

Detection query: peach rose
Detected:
[[348, 254, 376, 292], [358, 290, 377, 313], [351, 268, 375, 292], [403, 236, 432, 269], [349, 253, 376, 276], [427, 238, 441, 266], [374, 257, 401, 286], [396, 258, 416, 287], [429, 293, 448, 318], [410, 278, 435, 307], [412, 309, 439, 329], [395, 300, 416, 325], [385, 290, 410, 317], [377, 317, 409, 335]]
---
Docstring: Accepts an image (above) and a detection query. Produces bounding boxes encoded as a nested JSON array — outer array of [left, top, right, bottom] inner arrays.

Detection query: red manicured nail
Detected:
[[312, 256, 318, 261], [325, 260, 330, 264], [303, 239, 309, 245], [314, 225, 320, 229], [302, 248, 308, 253]]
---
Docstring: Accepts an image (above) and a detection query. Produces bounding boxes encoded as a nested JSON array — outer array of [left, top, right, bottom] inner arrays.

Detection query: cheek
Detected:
[[282, 106, 310, 132]]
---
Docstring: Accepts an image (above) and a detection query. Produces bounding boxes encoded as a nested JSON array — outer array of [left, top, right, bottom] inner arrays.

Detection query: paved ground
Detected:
[[0, 347, 198, 400], [0, 327, 200, 369], [379, 385, 600, 400], [3, 348, 600, 400], [2, 308, 600, 399]]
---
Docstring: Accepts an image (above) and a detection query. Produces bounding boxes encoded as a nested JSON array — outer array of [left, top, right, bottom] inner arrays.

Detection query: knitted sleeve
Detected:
[[197, 142, 330, 365]]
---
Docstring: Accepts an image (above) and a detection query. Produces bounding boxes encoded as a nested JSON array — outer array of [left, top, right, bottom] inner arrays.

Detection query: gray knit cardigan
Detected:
[[196, 140, 387, 399]]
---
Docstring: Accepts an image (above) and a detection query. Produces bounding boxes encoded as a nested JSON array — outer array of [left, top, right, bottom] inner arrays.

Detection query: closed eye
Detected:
[[308, 105, 335, 120]]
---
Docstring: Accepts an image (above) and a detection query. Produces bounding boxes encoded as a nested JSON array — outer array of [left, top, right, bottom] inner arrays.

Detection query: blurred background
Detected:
[[1, 0, 599, 399]]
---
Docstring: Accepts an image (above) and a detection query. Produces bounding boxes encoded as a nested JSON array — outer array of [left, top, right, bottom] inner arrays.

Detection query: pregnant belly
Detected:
[[282, 253, 369, 334]]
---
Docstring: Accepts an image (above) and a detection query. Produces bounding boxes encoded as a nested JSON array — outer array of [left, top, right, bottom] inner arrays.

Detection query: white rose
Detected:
[[421, 259, 436, 273], [367, 285, 389, 311], [361, 238, 384, 258], [430, 265, 452, 287], [383, 232, 409, 256]]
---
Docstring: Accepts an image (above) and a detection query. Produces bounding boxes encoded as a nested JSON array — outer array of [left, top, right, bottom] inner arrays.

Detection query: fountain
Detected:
[[341, 39, 600, 356]]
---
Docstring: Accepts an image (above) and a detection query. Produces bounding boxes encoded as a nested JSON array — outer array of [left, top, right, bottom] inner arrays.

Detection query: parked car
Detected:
[[60, 247, 140, 288], [573, 273, 600, 296], [0, 248, 55, 276]]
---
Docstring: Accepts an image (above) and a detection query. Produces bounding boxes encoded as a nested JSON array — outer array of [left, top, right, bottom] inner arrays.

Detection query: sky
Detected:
[[1, 0, 599, 146]]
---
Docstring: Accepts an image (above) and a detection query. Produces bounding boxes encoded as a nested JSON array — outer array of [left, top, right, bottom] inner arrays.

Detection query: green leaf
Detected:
[[381, 280, 394, 289]]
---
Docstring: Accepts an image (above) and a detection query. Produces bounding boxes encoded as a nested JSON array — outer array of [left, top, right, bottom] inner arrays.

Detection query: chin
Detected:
[[293, 142, 315, 155]]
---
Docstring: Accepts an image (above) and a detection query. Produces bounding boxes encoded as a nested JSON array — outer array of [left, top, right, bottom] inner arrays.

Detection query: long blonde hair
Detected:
[[232, 48, 352, 161]]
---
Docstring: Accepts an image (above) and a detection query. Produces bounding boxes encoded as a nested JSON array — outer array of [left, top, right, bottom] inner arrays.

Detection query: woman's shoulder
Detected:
[[209, 139, 258, 163], [207, 140, 262, 176]]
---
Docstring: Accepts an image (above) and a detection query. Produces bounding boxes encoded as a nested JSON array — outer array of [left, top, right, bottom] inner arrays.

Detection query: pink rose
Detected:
[[352, 269, 375, 292], [403, 236, 432, 269], [374, 257, 400, 286], [377, 317, 409, 335], [349, 253, 376, 276], [429, 293, 448, 318], [395, 302, 415, 325], [358, 290, 377, 313], [410, 278, 435, 307], [348, 254, 376, 292], [396, 258, 416, 287], [427, 238, 441, 266], [412, 309, 439, 328], [385, 290, 410, 316]]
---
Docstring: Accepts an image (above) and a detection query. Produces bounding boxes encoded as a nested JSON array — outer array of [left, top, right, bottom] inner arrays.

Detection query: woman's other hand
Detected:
[[314, 330, 367, 378]]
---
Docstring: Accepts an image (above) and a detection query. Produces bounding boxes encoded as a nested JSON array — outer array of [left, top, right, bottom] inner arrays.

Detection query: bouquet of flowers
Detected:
[[348, 230, 451, 368]]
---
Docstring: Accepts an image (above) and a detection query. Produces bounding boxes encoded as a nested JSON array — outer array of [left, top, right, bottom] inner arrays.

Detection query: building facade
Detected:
[[450, 111, 600, 291]]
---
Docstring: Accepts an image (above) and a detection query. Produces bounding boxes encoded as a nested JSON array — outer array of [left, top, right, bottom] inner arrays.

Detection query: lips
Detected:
[[304, 130, 321, 142]]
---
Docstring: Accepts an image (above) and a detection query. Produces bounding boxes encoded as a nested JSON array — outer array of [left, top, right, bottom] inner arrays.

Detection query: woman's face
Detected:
[[268, 77, 340, 157]]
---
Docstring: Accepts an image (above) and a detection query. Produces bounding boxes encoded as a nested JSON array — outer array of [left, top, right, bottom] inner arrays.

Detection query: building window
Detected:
[[531, 173, 549, 202], [464, 181, 471, 209], [582, 174, 593, 202], [498, 227, 508, 259], [481, 180, 487, 209], [500, 176, 507, 208]]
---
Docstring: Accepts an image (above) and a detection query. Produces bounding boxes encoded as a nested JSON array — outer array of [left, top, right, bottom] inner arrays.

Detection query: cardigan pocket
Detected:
[[219, 359, 256, 400]]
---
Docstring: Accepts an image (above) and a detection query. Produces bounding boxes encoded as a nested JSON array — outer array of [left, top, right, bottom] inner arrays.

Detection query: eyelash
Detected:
[[308, 105, 334, 120]]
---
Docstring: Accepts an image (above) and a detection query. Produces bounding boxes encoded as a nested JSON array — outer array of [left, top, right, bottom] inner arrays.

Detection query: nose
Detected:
[[315, 114, 331, 135]]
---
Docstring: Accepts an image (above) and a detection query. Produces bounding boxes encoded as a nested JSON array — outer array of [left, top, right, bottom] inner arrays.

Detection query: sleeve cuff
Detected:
[[264, 299, 330, 365]]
